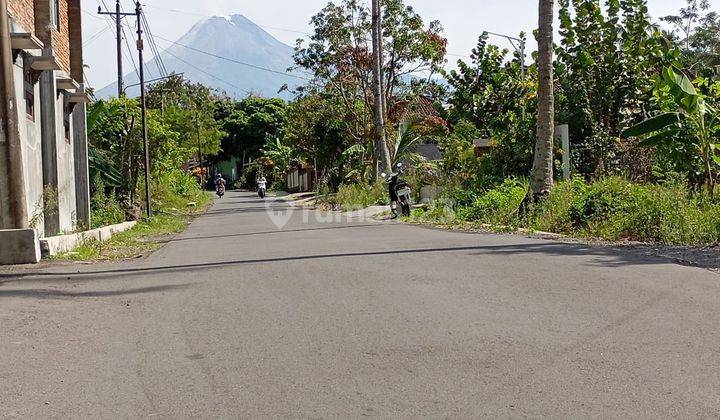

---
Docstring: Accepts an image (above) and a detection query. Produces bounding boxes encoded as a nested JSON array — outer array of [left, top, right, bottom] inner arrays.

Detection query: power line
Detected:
[[141, 12, 169, 77], [161, 48, 251, 96], [141, 5, 312, 37], [83, 24, 111, 46], [153, 34, 311, 81]]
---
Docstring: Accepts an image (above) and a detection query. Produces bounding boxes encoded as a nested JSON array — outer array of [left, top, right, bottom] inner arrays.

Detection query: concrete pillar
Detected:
[[39, 68, 60, 236], [72, 86, 90, 229], [0, 0, 29, 229]]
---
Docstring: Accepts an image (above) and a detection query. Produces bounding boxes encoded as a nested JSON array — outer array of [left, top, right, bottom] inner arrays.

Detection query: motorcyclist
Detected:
[[215, 173, 226, 192], [257, 175, 267, 191]]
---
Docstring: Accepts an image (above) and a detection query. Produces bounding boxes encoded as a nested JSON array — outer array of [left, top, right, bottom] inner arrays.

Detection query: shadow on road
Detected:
[[0, 242, 682, 284], [170, 223, 384, 243], [0, 283, 192, 299]]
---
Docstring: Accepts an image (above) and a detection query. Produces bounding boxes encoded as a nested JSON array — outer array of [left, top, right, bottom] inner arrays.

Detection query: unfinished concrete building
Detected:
[[0, 0, 89, 263]]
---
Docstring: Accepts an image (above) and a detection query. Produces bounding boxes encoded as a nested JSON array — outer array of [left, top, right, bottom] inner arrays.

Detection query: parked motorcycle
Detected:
[[382, 163, 412, 218]]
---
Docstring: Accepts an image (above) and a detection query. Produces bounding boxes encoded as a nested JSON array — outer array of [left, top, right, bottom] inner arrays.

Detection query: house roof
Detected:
[[410, 143, 443, 161]]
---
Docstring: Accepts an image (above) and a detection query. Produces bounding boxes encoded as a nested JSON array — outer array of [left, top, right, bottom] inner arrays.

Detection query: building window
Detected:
[[64, 105, 71, 143], [23, 65, 34, 121], [50, 0, 60, 30]]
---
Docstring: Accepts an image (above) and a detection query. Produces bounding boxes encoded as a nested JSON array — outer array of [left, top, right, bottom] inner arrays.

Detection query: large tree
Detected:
[[529, 0, 556, 198], [293, 0, 446, 181]]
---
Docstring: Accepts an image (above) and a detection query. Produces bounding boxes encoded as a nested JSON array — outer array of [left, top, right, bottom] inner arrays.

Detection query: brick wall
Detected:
[[52, 0, 71, 74], [8, 0, 35, 33], [31, 0, 71, 75]]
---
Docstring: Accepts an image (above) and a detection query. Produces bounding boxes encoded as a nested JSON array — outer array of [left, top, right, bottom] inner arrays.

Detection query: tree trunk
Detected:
[[529, 0, 556, 200], [371, 0, 392, 180]]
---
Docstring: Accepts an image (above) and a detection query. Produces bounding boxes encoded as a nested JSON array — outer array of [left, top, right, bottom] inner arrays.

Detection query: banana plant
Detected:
[[390, 119, 425, 166], [87, 100, 123, 189], [622, 66, 719, 196]]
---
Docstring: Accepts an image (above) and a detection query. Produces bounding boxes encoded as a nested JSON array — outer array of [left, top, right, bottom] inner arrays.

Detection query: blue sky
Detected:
[[80, 0, 713, 90]]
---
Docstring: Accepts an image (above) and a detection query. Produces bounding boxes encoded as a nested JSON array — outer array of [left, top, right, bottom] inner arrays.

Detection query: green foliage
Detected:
[[419, 176, 720, 245], [455, 179, 527, 225], [214, 97, 286, 163], [89, 179, 125, 229], [293, 0, 447, 184], [335, 183, 387, 211], [262, 137, 297, 177], [555, 0, 680, 177], [622, 67, 720, 194], [444, 35, 536, 180]]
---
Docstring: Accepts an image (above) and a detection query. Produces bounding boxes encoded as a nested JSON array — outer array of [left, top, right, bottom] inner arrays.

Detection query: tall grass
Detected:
[[414, 176, 720, 246]]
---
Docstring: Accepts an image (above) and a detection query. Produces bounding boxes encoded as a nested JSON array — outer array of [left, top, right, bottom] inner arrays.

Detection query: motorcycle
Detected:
[[382, 163, 412, 218], [215, 184, 225, 198], [258, 185, 266, 199]]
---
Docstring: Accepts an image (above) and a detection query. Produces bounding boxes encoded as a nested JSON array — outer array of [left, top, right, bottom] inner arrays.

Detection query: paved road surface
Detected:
[[1, 191, 719, 418]]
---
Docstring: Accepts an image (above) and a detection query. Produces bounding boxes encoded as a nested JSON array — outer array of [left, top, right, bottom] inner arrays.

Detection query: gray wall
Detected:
[[13, 52, 45, 236], [55, 90, 77, 233]]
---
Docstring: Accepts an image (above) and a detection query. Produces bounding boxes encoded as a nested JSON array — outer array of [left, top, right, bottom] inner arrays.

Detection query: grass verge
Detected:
[[409, 177, 720, 246], [55, 192, 212, 261]]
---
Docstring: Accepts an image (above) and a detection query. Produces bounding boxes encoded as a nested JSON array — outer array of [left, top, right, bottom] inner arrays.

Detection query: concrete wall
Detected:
[[13, 52, 45, 236], [55, 90, 76, 233]]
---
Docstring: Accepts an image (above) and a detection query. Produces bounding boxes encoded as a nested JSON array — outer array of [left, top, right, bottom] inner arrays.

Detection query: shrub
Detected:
[[335, 183, 387, 211], [422, 175, 720, 245], [90, 186, 125, 229], [456, 179, 527, 225], [529, 177, 720, 245]]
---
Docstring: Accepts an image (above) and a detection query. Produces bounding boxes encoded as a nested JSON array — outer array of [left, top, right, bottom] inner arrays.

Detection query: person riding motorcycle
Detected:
[[257, 176, 267, 198], [214, 173, 226, 197]]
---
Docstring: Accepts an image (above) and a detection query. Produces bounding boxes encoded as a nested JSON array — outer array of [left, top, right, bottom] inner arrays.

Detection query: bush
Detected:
[[335, 183, 387, 211], [90, 186, 125, 229], [456, 179, 527, 225], [529, 177, 720, 245], [422, 176, 720, 245]]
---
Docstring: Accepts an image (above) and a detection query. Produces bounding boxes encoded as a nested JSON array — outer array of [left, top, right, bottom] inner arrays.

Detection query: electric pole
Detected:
[[196, 116, 204, 188], [371, 0, 391, 176], [98, 0, 134, 97], [135, 0, 152, 218]]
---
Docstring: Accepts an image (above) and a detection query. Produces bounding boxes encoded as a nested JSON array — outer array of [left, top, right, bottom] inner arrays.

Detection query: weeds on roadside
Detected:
[[411, 176, 720, 246]]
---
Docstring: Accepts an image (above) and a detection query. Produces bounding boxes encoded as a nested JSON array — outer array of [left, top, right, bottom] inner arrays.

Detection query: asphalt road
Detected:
[[1, 191, 719, 418]]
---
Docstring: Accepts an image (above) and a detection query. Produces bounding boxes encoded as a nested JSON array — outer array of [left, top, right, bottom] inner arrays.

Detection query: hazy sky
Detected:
[[80, 0, 712, 90]]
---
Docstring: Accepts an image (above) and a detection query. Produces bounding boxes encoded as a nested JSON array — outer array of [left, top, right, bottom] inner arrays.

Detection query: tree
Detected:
[[622, 67, 720, 196], [662, 0, 711, 54], [214, 97, 287, 164], [293, 0, 446, 184], [372, 0, 392, 175], [529, 0, 556, 199]]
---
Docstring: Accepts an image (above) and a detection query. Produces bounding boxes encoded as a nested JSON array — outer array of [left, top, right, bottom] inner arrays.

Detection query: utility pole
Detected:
[[371, 0, 391, 176], [196, 116, 204, 188], [482, 31, 526, 80], [98, 0, 134, 97], [135, 0, 152, 218]]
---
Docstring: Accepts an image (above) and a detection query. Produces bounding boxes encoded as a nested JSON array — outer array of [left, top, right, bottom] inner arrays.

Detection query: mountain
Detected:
[[96, 14, 300, 99]]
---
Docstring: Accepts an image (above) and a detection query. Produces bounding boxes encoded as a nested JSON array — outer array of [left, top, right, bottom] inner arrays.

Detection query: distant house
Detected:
[[473, 138, 493, 157], [286, 163, 315, 193], [410, 143, 443, 162]]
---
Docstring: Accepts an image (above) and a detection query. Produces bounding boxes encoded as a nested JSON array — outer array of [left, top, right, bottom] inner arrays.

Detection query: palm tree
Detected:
[[528, 0, 556, 200]]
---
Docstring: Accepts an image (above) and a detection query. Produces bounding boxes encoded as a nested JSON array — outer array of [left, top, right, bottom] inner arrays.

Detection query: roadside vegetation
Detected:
[[240, 0, 720, 247], [77, 0, 720, 253]]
